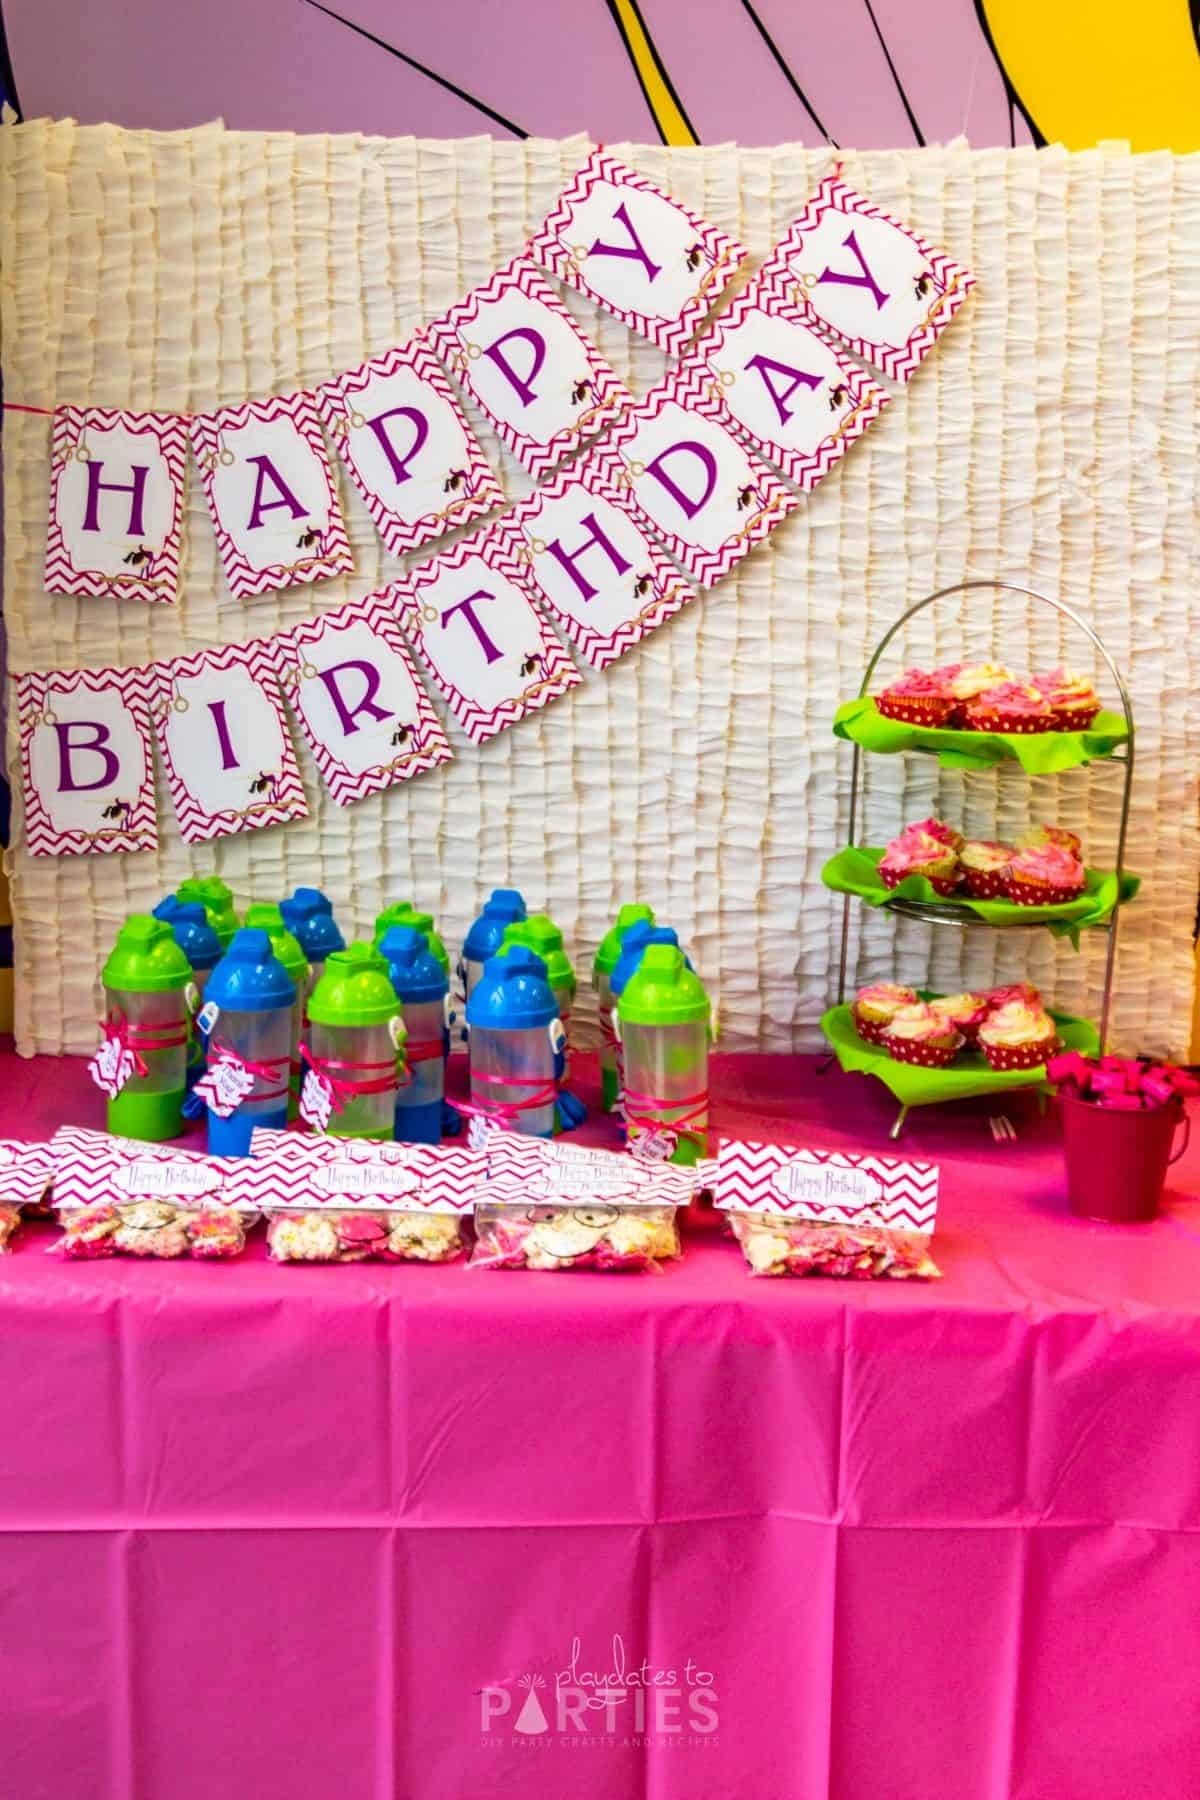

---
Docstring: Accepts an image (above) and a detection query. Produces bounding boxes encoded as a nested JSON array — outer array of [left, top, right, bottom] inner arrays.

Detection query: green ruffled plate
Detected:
[[821, 846, 1139, 944], [832, 697, 1130, 772], [820, 1001, 1100, 1107]]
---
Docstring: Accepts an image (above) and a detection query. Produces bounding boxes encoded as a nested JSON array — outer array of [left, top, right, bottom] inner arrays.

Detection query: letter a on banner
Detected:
[[758, 177, 976, 382], [17, 666, 159, 855], [426, 259, 631, 480], [190, 392, 354, 599], [152, 642, 308, 843], [45, 407, 188, 604], [277, 593, 453, 807], [391, 523, 580, 745], [529, 149, 747, 354]]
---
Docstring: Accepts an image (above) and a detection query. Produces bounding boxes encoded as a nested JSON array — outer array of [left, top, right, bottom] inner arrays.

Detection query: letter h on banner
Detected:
[[45, 407, 188, 604]]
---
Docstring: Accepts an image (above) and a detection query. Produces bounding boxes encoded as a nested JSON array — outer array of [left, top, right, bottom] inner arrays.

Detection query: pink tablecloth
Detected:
[[3, 1044, 1200, 1800]]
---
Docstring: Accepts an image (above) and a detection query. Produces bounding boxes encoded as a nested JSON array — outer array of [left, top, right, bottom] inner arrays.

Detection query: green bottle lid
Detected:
[[176, 877, 240, 948], [243, 902, 310, 985], [309, 942, 406, 1029], [593, 904, 656, 982], [102, 914, 193, 994], [502, 914, 576, 999], [373, 902, 450, 975], [616, 943, 709, 1026]]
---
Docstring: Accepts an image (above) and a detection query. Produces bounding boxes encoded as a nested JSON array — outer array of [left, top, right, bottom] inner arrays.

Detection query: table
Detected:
[[2, 1043, 1200, 1800]]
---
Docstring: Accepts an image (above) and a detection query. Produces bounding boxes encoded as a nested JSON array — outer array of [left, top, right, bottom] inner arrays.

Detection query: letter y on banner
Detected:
[[45, 407, 187, 604], [17, 666, 158, 855], [152, 642, 308, 843]]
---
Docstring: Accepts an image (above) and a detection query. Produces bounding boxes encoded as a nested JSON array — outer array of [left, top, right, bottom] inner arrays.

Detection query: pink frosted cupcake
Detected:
[[942, 662, 1013, 725], [878, 824, 961, 896], [908, 816, 965, 852], [927, 992, 988, 1046], [852, 982, 919, 1045], [1034, 668, 1100, 732], [962, 682, 1054, 735], [959, 840, 1012, 899], [984, 982, 1043, 1012], [876, 669, 955, 728], [1019, 824, 1083, 858], [1005, 844, 1086, 907], [977, 998, 1060, 1071], [881, 1003, 963, 1068]]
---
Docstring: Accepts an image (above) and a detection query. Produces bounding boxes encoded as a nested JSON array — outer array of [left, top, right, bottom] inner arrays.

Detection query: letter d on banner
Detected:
[[18, 667, 159, 855]]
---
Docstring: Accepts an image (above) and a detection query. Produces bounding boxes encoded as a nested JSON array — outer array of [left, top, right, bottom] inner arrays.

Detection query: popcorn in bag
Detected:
[[48, 1126, 254, 1260]]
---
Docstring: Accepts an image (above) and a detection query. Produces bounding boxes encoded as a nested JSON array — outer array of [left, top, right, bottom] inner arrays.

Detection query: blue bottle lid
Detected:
[[152, 895, 182, 924], [205, 928, 297, 1012], [379, 925, 448, 1004], [463, 888, 528, 962], [170, 902, 223, 973], [279, 887, 346, 961], [465, 945, 557, 1030], [611, 923, 692, 998]]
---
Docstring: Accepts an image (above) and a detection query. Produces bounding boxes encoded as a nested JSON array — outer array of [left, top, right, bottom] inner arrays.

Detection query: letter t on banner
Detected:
[[17, 666, 159, 855], [45, 407, 188, 604]]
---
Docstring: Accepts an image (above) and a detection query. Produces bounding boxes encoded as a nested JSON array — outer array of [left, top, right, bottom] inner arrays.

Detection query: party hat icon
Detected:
[[513, 1673, 549, 1735]]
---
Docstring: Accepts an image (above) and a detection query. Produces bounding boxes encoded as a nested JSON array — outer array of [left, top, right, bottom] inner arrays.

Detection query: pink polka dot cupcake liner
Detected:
[[980, 1034, 1060, 1072], [960, 869, 1009, 900], [881, 1033, 962, 1068], [1005, 877, 1084, 907], [877, 695, 955, 728]]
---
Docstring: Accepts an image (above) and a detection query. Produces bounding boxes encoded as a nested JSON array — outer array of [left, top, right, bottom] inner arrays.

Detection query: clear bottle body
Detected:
[[620, 1020, 709, 1165], [311, 1019, 399, 1138], [469, 1024, 555, 1137], [104, 985, 189, 1141], [596, 973, 619, 1111]]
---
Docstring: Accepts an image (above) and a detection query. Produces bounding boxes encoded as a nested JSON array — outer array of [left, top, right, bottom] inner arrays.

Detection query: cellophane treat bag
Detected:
[[244, 1129, 483, 1264], [468, 1131, 692, 1272], [48, 1126, 254, 1260], [715, 1140, 941, 1280], [0, 1139, 55, 1251]]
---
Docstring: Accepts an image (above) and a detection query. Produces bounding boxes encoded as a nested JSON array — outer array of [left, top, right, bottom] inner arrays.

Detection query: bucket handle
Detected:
[[1169, 1109, 1191, 1165]]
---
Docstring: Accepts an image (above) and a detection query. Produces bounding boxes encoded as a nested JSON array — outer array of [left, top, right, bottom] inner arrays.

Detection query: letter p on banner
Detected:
[[18, 666, 159, 855], [45, 407, 188, 604]]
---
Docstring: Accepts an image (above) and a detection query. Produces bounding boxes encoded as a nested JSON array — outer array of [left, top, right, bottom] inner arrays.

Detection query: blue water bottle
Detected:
[[465, 946, 565, 1139], [380, 925, 449, 1144], [461, 889, 527, 1009], [157, 901, 224, 1115], [197, 929, 297, 1156], [280, 887, 346, 988]]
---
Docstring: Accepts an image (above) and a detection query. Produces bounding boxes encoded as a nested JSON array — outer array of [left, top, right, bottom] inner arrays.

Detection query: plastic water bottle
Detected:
[[374, 902, 450, 976], [96, 915, 194, 1141], [175, 876, 240, 950], [379, 925, 448, 1144], [592, 904, 654, 1113], [198, 928, 296, 1156], [461, 889, 527, 1004], [280, 887, 346, 987], [303, 943, 406, 1140], [465, 946, 564, 1139], [615, 943, 710, 1166], [500, 913, 584, 1130], [609, 924, 691, 1125]]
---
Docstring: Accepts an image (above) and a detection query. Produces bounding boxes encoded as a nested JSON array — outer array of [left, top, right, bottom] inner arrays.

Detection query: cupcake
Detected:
[[1034, 668, 1100, 732], [908, 816, 965, 852], [852, 982, 919, 1045], [1018, 824, 1083, 858], [881, 1003, 963, 1068], [959, 840, 1012, 899], [984, 982, 1043, 1011], [1005, 844, 1086, 907], [962, 682, 1054, 735], [977, 998, 1060, 1071], [876, 669, 955, 728], [942, 662, 1013, 724], [927, 992, 988, 1045], [878, 824, 961, 896]]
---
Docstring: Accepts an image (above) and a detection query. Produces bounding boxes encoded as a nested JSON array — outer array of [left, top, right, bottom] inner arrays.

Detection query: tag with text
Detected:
[[18, 665, 158, 856], [45, 406, 188, 604], [238, 1127, 486, 1213], [50, 1125, 245, 1211], [714, 1140, 939, 1230]]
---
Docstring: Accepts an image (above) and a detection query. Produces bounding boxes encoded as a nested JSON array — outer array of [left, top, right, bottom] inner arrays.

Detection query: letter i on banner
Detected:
[[426, 258, 632, 480], [499, 456, 697, 671], [44, 407, 188, 604], [189, 393, 354, 599], [681, 271, 890, 490], [151, 642, 308, 843], [317, 336, 504, 555], [17, 667, 159, 855], [277, 594, 453, 807], [758, 177, 976, 382], [390, 523, 580, 745], [590, 364, 800, 588], [529, 149, 747, 354]]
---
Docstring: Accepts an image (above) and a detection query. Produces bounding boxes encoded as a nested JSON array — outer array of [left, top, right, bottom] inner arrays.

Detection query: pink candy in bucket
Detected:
[[1048, 1050, 1197, 1223]]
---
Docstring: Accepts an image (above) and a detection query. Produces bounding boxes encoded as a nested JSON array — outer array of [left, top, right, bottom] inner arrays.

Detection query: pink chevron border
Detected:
[[189, 391, 354, 600], [17, 663, 160, 857], [317, 335, 504, 555], [714, 1139, 939, 1232], [390, 523, 581, 745], [481, 1128, 695, 1207], [758, 176, 976, 385], [682, 270, 891, 492], [240, 1127, 486, 1212], [425, 257, 632, 480], [590, 363, 800, 587], [277, 592, 453, 806], [529, 148, 747, 356], [49, 1126, 250, 1210], [0, 1140, 55, 1208], [502, 455, 698, 671], [151, 638, 309, 844], [45, 406, 188, 605]]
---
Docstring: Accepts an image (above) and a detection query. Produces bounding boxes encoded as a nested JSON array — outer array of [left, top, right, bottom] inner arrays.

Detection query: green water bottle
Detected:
[[592, 904, 655, 1113], [303, 943, 407, 1139], [243, 903, 310, 1121], [95, 915, 194, 1141], [175, 877, 240, 949], [374, 902, 451, 976], [615, 944, 710, 1167]]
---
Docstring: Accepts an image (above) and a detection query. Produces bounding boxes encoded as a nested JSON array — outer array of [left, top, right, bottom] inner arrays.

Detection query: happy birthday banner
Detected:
[[18, 152, 974, 856]]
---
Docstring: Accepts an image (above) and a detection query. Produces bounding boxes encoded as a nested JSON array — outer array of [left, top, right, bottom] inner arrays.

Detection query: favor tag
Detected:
[[714, 1140, 939, 1229], [194, 1057, 257, 1118], [759, 177, 976, 383], [299, 1070, 335, 1132], [682, 271, 890, 489], [49, 1125, 246, 1210], [591, 363, 799, 587], [45, 406, 188, 604], [87, 1035, 139, 1098], [239, 1128, 486, 1213], [18, 665, 159, 857], [530, 149, 747, 354], [318, 337, 504, 555], [499, 458, 697, 671], [427, 258, 632, 479], [390, 523, 580, 744], [628, 1127, 677, 1164]]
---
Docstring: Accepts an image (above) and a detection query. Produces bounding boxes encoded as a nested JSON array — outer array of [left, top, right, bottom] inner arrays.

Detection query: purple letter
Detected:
[[480, 328, 546, 410], [588, 200, 661, 284], [816, 229, 890, 311], [743, 354, 822, 428], [245, 455, 307, 531], [206, 700, 239, 771], [642, 441, 717, 520], [364, 406, 429, 486], [81, 461, 149, 537], [315, 660, 392, 737], [543, 511, 632, 603], [440, 588, 503, 665], [54, 720, 119, 792]]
